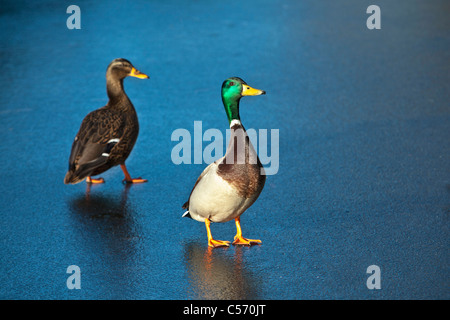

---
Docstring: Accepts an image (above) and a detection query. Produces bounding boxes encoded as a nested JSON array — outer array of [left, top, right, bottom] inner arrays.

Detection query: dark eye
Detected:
[[229, 81, 235, 86]]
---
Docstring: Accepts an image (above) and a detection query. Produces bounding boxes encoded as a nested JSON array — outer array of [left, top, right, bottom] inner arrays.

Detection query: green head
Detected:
[[221, 77, 266, 124]]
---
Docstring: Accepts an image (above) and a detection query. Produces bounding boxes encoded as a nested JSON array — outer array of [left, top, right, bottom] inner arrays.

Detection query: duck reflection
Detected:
[[183, 242, 261, 300], [67, 184, 142, 297], [71, 183, 133, 219], [68, 183, 142, 245]]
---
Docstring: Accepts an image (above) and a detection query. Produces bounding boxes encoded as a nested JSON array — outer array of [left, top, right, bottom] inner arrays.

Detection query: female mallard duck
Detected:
[[182, 77, 266, 248], [64, 58, 149, 185]]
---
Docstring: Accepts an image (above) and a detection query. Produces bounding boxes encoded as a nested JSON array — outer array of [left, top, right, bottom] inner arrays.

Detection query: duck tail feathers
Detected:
[[64, 156, 108, 185], [182, 211, 192, 219], [64, 171, 84, 184]]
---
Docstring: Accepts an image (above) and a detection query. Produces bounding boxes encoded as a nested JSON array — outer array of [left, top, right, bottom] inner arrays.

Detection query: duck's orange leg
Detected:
[[205, 218, 230, 248], [232, 217, 262, 246], [86, 176, 105, 184], [120, 164, 147, 184]]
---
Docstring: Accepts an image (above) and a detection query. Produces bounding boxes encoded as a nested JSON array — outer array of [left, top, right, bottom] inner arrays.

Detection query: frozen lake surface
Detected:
[[0, 0, 448, 299]]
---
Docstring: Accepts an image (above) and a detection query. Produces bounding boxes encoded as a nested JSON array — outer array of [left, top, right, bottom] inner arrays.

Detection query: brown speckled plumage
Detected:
[[64, 58, 147, 184]]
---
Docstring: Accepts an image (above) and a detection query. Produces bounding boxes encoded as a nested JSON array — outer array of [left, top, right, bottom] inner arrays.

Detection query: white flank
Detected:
[[187, 162, 245, 223]]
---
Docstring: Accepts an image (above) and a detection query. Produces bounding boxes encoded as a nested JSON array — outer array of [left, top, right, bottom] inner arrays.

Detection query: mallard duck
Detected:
[[64, 58, 149, 185], [182, 77, 266, 248]]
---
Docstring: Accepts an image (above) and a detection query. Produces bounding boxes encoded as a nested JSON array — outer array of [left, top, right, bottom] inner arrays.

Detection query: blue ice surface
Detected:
[[0, 0, 448, 300]]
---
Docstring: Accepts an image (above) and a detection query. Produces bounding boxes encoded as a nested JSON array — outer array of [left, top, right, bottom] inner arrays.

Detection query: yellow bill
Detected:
[[242, 84, 266, 96], [129, 67, 149, 79]]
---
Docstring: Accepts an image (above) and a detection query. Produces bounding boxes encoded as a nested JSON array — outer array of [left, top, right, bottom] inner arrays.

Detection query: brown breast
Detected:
[[217, 123, 266, 198]]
